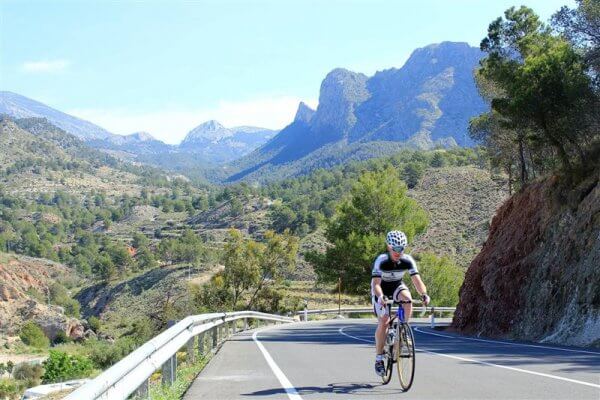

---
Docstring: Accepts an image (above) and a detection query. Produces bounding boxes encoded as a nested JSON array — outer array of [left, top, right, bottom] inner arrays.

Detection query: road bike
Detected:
[[380, 298, 418, 390]]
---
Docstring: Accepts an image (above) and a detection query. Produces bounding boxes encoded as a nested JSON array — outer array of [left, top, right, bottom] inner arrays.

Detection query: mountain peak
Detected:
[[294, 102, 315, 124], [182, 120, 233, 145], [127, 131, 155, 141]]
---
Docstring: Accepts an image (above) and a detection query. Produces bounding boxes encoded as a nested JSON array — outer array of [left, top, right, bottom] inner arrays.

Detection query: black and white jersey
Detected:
[[370, 253, 419, 297]]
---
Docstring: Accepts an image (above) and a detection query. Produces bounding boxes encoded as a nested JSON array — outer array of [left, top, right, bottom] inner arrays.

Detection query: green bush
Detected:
[[42, 350, 94, 383], [413, 253, 464, 306], [0, 378, 25, 400], [87, 316, 101, 332], [19, 322, 49, 349], [87, 337, 137, 369], [52, 331, 73, 345]]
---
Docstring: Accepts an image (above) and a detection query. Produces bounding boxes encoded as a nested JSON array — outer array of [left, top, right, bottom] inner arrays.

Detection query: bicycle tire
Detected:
[[396, 323, 415, 390], [381, 343, 393, 384]]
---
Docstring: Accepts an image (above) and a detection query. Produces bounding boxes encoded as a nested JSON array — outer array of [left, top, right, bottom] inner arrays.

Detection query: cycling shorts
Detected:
[[372, 282, 409, 318]]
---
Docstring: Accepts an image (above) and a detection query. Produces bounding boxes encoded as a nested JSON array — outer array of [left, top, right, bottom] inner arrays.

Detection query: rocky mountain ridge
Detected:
[[0, 92, 278, 165], [226, 42, 488, 181]]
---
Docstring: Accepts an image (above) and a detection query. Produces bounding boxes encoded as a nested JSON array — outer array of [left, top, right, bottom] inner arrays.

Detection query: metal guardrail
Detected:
[[297, 306, 456, 326], [65, 311, 294, 400]]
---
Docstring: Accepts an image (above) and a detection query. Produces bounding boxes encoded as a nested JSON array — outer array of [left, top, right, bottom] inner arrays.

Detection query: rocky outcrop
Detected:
[[0, 254, 85, 340], [452, 170, 600, 347]]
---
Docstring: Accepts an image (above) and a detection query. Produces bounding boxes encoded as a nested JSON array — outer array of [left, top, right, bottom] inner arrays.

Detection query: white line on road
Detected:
[[253, 329, 304, 400], [339, 326, 600, 389], [413, 327, 600, 356]]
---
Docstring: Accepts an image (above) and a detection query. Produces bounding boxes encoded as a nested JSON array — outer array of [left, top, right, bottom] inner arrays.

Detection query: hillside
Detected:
[[452, 171, 600, 347], [409, 166, 507, 268], [0, 253, 85, 339], [0, 116, 175, 199], [227, 42, 487, 182]]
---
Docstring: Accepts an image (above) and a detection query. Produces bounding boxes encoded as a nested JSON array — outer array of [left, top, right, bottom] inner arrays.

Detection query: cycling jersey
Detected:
[[370, 253, 419, 298]]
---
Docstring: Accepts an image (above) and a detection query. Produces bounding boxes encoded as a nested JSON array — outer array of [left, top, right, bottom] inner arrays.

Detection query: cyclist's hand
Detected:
[[378, 295, 388, 306], [421, 294, 431, 306]]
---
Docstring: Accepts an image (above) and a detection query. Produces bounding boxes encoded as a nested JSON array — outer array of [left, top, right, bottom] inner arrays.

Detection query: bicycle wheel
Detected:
[[396, 323, 415, 390], [381, 344, 393, 384]]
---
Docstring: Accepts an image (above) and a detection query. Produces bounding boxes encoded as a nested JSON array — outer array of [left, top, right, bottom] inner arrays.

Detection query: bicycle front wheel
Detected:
[[396, 323, 415, 390]]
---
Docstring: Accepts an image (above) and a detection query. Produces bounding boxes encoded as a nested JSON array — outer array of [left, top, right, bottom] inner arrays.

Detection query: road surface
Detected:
[[184, 319, 600, 399]]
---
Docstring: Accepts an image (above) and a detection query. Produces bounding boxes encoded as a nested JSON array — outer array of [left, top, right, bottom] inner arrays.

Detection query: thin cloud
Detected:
[[22, 60, 70, 73], [68, 96, 318, 145]]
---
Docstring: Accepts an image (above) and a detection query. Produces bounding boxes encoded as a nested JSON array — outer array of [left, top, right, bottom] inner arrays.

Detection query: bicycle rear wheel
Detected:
[[396, 323, 415, 390], [381, 344, 393, 384]]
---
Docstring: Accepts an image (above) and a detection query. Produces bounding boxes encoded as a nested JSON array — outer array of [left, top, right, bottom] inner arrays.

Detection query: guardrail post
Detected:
[[232, 320, 237, 334], [162, 321, 177, 386], [213, 326, 219, 347], [430, 307, 436, 328], [198, 332, 205, 357], [304, 305, 308, 322], [186, 336, 196, 364], [134, 378, 149, 399], [243, 318, 248, 331]]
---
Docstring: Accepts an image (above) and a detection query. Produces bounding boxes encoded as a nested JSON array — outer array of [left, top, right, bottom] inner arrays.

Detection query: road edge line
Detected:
[[253, 328, 303, 400], [413, 327, 600, 355], [341, 326, 600, 389]]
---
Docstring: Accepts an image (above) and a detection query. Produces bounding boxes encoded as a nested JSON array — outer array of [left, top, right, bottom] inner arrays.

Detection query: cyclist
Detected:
[[372, 230, 430, 377]]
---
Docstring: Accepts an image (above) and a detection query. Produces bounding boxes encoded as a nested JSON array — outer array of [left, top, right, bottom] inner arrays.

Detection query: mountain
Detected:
[[87, 131, 174, 156], [0, 91, 116, 140], [227, 42, 488, 182], [180, 120, 233, 146], [178, 120, 278, 164], [0, 115, 179, 198]]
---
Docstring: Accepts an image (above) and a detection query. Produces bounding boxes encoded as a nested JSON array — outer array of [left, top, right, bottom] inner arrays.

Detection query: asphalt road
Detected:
[[183, 319, 600, 400]]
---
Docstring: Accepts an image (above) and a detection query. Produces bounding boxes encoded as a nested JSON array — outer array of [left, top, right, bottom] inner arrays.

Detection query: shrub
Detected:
[[42, 350, 94, 383], [87, 337, 137, 369], [52, 331, 72, 345], [19, 322, 49, 349], [12, 363, 44, 387], [0, 378, 25, 400], [87, 316, 101, 332], [413, 252, 464, 306]]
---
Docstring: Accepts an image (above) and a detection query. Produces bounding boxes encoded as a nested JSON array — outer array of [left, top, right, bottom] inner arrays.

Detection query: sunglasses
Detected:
[[391, 245, 405, 253]]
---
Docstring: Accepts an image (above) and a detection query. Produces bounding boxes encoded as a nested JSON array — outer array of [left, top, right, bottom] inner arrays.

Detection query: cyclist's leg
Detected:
[[393, 284, 413, 322], [372, 296, 389, 355]]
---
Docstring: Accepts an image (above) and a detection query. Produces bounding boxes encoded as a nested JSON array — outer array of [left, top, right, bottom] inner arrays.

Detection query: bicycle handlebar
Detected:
[[383, 298, 423, 305]]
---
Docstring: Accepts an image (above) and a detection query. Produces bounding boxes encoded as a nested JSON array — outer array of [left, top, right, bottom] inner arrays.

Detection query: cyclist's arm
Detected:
[[372, 277, 384, 299], [410, 274, 427, 296]]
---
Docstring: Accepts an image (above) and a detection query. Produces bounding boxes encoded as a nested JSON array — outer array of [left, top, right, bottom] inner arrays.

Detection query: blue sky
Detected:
[[1, 0, 574, 143]]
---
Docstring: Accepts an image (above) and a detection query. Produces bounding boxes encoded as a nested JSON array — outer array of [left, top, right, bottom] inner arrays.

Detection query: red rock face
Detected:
[[452, 171, 600, 347]]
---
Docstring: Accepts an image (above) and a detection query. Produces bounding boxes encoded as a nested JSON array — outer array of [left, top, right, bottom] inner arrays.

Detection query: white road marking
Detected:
[[253, 329, 303, 400], [339, 326, 600, 389], [414, 327, 600, 356]]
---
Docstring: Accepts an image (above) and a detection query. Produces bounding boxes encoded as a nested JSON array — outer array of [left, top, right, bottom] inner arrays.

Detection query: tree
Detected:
[[221, 229, 261, 306], [307, 166, 428, 293], [246, 230, 298, 308], [478, 6, 598, 176], [552, 0, 600, 90], [402, 162, 425, 189]]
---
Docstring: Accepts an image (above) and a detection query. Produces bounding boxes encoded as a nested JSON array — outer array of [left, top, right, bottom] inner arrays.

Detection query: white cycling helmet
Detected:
[[386, 230, 408, 249]]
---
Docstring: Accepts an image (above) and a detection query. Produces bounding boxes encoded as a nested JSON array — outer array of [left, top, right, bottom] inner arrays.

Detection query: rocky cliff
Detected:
[[0, 254, 85, 340], [452, 170, 600, 347]]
